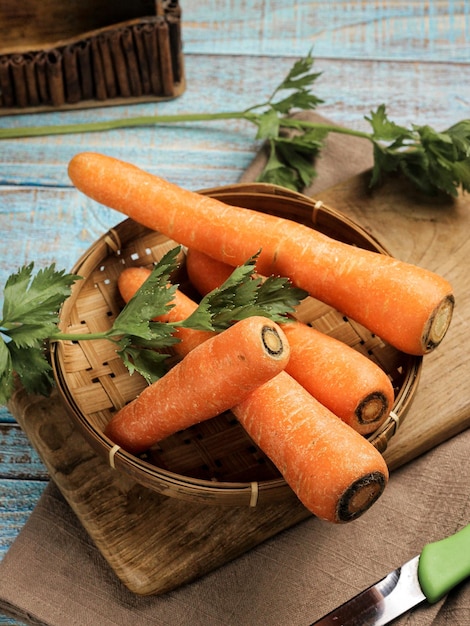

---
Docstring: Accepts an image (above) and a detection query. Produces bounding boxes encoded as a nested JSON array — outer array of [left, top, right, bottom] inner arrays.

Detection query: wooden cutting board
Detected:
[[8, 170, 470, 596]]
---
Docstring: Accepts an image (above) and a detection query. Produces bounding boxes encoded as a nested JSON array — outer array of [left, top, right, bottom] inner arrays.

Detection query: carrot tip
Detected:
[[356, 392, 389, 425], [336, 471, 387, 523], [261, 325, 285, 358], [424, 294, 454, 352]]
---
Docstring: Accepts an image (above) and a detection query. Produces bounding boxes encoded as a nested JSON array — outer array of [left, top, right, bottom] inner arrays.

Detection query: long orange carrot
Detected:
[[117, 266, 214, 356], [185, 248, 395, 434], [233, 372, 389, 523], [104, 316, 289, 454], [68, 152, 454, 356]]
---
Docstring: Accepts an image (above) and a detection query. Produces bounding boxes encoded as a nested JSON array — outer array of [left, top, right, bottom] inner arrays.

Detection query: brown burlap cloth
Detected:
[[1, 114, 469, 626]]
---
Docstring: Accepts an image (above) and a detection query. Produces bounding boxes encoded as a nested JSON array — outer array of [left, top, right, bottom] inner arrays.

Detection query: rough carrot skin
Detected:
[[104, 316, 290, 454], [233, 371, 389, 523], [68, 152, 454, 356], [186, 249, 395, 434], [117, 266, 214, 356]]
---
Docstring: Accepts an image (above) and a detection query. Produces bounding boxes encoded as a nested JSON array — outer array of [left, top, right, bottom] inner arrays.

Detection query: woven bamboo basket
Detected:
[[52, 183, 422, 507], [0, 0, 184, 114]]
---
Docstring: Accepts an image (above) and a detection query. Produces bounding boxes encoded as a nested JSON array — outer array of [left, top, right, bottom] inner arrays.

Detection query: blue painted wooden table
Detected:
[[1, 2, 469, 623]]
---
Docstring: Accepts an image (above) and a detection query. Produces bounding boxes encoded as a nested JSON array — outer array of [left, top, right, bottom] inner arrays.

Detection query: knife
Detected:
[[310, 523, 470, 625]]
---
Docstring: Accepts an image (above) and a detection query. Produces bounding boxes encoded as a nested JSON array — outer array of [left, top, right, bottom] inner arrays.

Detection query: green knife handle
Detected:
[[418, 523, 470, 604]]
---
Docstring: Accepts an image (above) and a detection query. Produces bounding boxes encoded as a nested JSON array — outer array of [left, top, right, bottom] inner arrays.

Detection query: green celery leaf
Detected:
[[257, 163, 301, 191], [371, 141, 408, 174], [277, 52, 317, 89], [397, 153, 439, 195], [6, 322, 58, 349], [267, 51, 323, 115], [366, 105, 414, 142], [368, 144, 387, 188], [281, 123, 329, 145], [208, 279, 266, 328], [116, 322, 178, 382], [417, 123, 470, 195], [0, 339, 14, 405], [445, 120, 470, 155], [0, 263, 78, 398], [367, 109, 470, 195], [8, 342, 54, 397], [258, 139, 286, 176], [275, 140, 319, 187], [255, 276, 307, 317], [271, 90, 323, 115], [112, 247, 181, 339], [208, 275, 307, 327], [1, 263, 79, 327], [418, 125, 456, 160], [211, 303, 273, 327], [183, 257, 260, 331], [257, 133, 321, 191], [117, 345, 170, 384], [452, 158, 470, 192], [127, 321, 181, 350], [255, 109, 281, 140]]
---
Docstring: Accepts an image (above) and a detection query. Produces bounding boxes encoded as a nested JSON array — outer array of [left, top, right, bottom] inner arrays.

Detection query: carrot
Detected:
[[281, 321, 394, 433], [186, 248, 395, 434], [68, 152, 454, 356], [186, 247, 234, 295], [232, 371, 389, 523], [117, 266, 158, 307], [117, 266, 214, 356], [104, 316, 290, 454]]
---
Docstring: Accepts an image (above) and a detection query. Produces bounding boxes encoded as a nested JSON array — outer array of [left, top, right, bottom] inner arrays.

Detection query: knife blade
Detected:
[[310, 522, 470, 626]]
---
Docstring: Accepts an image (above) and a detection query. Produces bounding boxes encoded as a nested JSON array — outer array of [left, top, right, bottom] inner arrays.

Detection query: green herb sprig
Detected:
[[0, 248, 307, 403], [1, 52, 469, 197]]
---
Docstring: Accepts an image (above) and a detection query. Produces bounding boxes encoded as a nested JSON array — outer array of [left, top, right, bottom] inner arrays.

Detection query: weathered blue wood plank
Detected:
[[0, 56, 467, 190], [0, 187, 119, 301], [0, 407, 14, 425], [0, 479, 46, 626], [0, 425, 48, 481], [0, 479, 48, 557], [0, 615, 26, 625], [182, 0, 470, 61]]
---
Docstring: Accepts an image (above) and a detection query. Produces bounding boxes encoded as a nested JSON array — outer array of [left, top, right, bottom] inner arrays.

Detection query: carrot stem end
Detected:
[[336, 471, 388, 523], [356, 392, 389, 425], [261, 325, 285, 358], [424, 295, 454, 353]]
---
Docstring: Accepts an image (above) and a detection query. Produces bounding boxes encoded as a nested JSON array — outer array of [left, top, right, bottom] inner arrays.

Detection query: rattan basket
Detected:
[[52, 183, 422, 507]]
